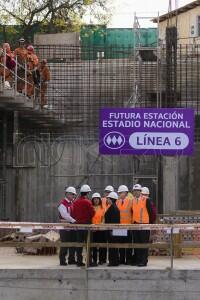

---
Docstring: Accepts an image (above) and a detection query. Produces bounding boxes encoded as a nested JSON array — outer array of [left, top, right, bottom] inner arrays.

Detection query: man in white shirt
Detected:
[[58, 186, 77, 266]]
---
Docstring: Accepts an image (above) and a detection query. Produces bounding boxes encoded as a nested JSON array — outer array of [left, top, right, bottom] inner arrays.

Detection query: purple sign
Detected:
[[99, 108, 194, 155]]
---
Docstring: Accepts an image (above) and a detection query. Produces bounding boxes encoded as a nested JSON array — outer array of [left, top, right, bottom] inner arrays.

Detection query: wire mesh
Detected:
[[34, 45, 135, 136], [32, 44, 200, 139]]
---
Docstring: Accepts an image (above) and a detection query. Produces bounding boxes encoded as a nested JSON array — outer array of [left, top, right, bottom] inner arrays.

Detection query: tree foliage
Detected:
[[0, 0, 110, 40]]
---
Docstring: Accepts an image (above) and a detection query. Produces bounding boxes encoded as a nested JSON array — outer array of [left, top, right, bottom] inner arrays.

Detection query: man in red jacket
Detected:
[[58, 186, 77, 266], [72, 184, 95, 267]]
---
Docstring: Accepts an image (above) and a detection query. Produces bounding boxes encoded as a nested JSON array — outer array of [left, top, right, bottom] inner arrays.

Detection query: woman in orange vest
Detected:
[[116, 185, 133, 265], [91, 193, 106, 266], [132, 184, 153, 267]]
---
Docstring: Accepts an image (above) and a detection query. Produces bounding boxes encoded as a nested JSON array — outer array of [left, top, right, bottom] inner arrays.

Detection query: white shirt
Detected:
[[58, 198, 76, 223]]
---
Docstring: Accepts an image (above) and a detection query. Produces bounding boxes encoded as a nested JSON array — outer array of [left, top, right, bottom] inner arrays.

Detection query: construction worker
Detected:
[[14, 38, 27, 65], [105, 191, 120, 267], [132, 184, 153, 267], [58, 186, 77, 266], [38, 59, 51, 109], [3, 43, 15, 68], [26, 45, 39, 97], [14, 38, 27, 92], [102, 185, 114, 211], [0, 43, 15, 86], [91, 193, 106, 266], [132, 184, 142, 198], [116, 185, 133, 265], [71, 184, 95, 267], [141, 187, 157, 224]]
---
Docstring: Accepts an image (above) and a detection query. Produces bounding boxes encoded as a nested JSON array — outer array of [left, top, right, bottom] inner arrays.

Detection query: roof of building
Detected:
[[152, 0, 200, 23]]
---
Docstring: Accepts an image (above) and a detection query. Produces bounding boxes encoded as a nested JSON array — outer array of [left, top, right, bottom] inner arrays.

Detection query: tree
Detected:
[[0, 0, 110, 40]]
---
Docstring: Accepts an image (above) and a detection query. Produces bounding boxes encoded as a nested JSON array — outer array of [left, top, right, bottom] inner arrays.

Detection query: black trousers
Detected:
[[119, 231, 132, 264], [59, 230, 76, 264], [132, 230, 150, 265], [91, 231, 107, 263], [75, 230, 87, 264], [107, 232, 119, 265]]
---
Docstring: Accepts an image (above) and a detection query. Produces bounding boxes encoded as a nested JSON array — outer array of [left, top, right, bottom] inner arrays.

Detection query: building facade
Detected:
[[153, 0, 200, 45]]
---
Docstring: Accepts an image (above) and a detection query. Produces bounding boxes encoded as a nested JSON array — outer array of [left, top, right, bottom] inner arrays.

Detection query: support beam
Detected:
[[162, 157, 179, 213], [13, 111, 21, 221]]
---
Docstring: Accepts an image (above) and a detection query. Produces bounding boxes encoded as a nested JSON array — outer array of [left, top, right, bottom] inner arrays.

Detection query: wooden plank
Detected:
[[0, 241, 170, 249], [0, 221, 200, 230]]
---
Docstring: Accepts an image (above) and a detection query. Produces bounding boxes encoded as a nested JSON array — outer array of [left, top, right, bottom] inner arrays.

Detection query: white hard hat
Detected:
[[141, 187, 150, 195], [104, 185, 114, 192], [19, 37, 25, 43], [132, 184, 142, 191], [65, 186, 77, 194], [107, 192, 118, 200], [80, 184, 91, 193], [92, 192, 101, 199], [117, 185, 129, 193]]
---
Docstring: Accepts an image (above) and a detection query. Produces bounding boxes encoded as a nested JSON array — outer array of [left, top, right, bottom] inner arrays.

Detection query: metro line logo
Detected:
[[103, 131, 126, 149]]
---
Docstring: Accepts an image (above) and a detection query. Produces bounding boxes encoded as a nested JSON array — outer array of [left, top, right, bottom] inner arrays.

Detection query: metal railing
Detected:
[[0, 222, 200, 269], [0, 50, 40, 108]]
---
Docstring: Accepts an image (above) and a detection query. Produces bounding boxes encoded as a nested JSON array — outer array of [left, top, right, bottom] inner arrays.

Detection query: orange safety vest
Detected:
[[92, 205, 105, 224], [102, 197, 111, 211], [132, 196, 149, 224], [116, 198, 132, 224]]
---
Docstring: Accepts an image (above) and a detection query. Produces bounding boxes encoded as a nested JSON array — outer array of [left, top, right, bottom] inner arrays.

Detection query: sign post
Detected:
[[99, 108, 194, 156]]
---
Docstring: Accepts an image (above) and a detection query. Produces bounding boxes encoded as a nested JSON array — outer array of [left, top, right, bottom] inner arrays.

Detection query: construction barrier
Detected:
[[0, 222, 200, 269]]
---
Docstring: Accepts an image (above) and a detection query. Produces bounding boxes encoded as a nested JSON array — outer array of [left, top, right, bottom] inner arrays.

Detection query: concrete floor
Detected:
[[0, 248, 200, 270]]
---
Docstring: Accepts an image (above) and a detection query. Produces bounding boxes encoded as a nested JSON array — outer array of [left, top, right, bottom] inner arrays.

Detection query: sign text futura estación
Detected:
[[99, 108, 194, 156]]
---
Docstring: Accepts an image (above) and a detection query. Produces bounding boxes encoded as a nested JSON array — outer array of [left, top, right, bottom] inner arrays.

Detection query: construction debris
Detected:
[[0, 231, 60, 255]]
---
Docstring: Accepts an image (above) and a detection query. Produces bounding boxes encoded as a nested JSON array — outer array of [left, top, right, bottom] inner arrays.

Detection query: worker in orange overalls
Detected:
[[132, 184, 153, 267], [14, 38, 27, 92], [116, 185, 133, 265], [91, 193, 106, 266], [38, 59, 51, 109], [0, 43, 15, 86], [26, 45, 39, 97]]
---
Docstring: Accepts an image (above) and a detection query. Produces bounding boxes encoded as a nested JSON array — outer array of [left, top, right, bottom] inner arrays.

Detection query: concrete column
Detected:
[[162, 157, 179, 213]]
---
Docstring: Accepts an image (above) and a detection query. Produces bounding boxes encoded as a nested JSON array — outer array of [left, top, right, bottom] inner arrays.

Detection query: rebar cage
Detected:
[[32, 44, 200, 139]]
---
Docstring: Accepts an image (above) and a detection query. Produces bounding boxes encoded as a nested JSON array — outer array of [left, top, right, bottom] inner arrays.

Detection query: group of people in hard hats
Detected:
[[0, 38, 51, 109], [58, 183, 156, 267]]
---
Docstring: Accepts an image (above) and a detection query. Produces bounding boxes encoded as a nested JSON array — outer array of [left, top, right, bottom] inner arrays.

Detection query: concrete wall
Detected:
[[158, 6, 200, 44], [0, 269, 200, 300], [162, 157, 179, 213], [34, 32, 80, 45], [5, 139, 200, 220], [162, 144, 200, 213], [5, 139, 138, 222], [4, 135, 159, 222]]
